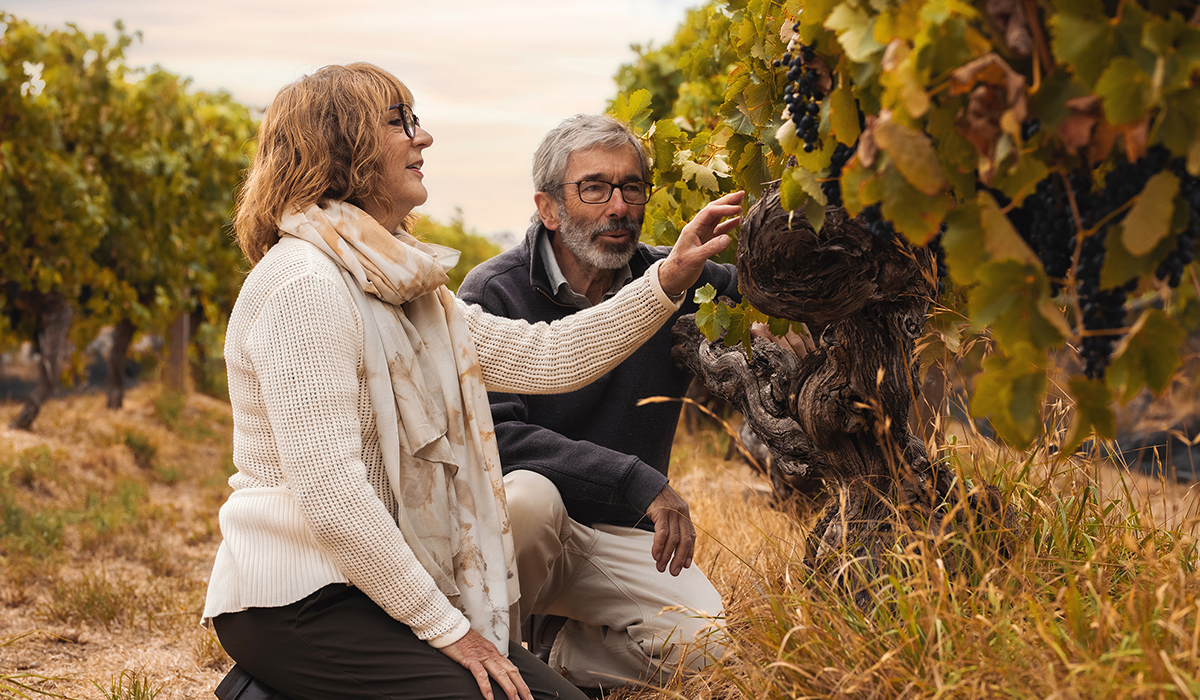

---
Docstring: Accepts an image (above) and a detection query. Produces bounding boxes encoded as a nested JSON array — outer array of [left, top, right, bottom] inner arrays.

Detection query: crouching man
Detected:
[[458, 114, 741, 690]]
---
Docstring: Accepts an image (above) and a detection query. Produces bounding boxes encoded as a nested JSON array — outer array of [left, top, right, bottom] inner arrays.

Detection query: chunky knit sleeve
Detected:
[[461, 259, 682, 394], [245, 272, 470, 647]]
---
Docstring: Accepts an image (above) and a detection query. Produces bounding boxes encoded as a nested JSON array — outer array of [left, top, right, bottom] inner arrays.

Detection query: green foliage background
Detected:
[[0, 15, 501, 398]]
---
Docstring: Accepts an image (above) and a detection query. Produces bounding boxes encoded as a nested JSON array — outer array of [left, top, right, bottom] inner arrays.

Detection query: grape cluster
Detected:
[[859, 204, 897, 242], [1073, 146, 1170, 378], [1007, 173, 1081, 294], [821, 141, 856, 208], [779, 42, 824, 153]]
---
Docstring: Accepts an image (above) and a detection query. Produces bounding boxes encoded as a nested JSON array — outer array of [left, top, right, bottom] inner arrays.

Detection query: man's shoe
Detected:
[[214, 664, 293, 700], [528, 614, 568, 663]]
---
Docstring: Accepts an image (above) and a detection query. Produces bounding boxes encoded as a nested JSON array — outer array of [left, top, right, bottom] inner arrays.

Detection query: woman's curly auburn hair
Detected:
[[234, 62, 416, 264]]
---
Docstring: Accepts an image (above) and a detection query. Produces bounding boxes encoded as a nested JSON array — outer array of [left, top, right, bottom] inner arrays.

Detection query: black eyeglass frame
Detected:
[[560, 179, 651, 205], [385, 102, 421, 139]]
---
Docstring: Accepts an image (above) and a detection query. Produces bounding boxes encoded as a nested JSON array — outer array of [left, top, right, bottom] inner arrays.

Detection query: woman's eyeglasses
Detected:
[[385, 102, 420, 139]]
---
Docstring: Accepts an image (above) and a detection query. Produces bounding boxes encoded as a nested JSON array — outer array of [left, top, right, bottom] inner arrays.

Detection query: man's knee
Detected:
[[503, 470, 569, 547]]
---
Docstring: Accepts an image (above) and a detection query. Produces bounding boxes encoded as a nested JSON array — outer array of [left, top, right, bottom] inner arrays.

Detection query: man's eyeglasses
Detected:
[[385, 102, 420, 139], [562, 180, 650, 205]]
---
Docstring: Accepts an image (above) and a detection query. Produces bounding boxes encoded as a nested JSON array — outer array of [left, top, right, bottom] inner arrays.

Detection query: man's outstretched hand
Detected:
[[657, 191, 744, 298], [646, 484, 695, 576]]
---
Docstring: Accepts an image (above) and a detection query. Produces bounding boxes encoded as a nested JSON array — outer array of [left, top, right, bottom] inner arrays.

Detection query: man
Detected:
[[458, 114, 742, 690]]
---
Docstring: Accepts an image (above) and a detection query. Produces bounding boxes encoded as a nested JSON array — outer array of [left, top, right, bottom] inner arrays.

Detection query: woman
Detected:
[[203, 62, 744, 700]]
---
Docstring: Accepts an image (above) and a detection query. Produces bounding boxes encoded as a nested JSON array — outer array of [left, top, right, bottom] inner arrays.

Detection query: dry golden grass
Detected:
[[2, 382, 1200, 699], [0, 385, 234, 700]]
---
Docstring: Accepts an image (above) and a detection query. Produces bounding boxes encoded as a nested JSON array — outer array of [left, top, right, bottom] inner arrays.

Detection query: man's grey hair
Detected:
[[530, 114, 650, 224]]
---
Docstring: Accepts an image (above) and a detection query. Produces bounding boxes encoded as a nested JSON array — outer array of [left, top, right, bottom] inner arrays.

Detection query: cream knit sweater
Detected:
[[203, 237, 681, 648]]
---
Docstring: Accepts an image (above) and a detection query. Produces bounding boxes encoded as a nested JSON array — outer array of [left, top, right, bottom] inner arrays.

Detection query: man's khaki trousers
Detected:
[[504, 470, 726, 689]]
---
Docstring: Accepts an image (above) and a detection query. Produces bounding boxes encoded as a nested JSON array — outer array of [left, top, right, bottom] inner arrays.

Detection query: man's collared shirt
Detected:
[[538, 229, 633, 309]]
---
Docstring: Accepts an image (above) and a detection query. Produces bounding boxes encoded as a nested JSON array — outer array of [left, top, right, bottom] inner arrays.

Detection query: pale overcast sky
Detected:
[[6, 1, 699, 242]]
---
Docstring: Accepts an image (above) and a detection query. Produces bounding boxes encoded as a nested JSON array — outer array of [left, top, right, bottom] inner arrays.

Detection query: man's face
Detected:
[[553, 145, 646, 270]]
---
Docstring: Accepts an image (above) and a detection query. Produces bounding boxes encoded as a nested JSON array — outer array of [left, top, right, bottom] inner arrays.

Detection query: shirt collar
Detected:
[[537, 229, 633, 309]]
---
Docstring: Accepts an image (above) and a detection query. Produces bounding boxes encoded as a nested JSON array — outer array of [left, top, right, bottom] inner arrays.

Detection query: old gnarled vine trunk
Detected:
[[672, 189, 1011, 591]]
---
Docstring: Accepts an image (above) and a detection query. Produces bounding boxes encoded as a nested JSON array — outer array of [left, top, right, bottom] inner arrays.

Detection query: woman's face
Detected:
[[370, 102, 433, 231]]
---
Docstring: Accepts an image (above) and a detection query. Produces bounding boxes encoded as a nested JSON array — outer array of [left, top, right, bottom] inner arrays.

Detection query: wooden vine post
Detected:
[[672, 188, 1013, 591]]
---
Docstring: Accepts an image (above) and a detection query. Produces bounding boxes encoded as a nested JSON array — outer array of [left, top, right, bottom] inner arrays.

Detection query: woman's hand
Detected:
[[658, 191, 745, 298], [439, 629, 532, 700]]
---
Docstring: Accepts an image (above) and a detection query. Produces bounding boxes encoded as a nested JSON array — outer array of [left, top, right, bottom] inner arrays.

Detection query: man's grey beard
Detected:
[[555, 204, 643, 270]]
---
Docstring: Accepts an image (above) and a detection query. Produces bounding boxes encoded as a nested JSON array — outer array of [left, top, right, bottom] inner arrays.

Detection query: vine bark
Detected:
[[672, 189, 1012, 588]]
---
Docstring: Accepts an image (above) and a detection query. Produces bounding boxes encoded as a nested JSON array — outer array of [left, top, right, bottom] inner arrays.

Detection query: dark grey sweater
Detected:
[[457, 223, 739, 530]]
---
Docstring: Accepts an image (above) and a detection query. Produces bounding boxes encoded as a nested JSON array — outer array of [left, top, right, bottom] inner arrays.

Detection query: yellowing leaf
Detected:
[[825, 3, 885, 62], [791, 166, 828, 205], [1121, 170, 1179, 257], [610, 89, 654, 132], [780, 166, 807, 211], [979, 191, 1041, 267], [942, 200, 986, 286], [678, 158, 728, 192], [969, 260, 1066, 351], [1107, 309, 1185, 403], [1063, 376, 1115, 454], [971, 342, 1048, 449], [879, 166, 951, 244], [1095, 56, 1152, 126], [805, 196, 826, 234], [829, 75, 861, 146], [873, 114, 945, 195]]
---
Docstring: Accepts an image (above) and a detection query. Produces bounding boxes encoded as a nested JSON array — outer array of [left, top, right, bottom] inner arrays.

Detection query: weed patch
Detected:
[[94, 669, 162, 700]]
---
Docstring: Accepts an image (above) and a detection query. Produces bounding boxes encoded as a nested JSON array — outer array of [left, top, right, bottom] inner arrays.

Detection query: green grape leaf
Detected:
[[611, 89, 654, 132], [971, 342, 1048, 449], [678, 158, 728, 192], [693, 283, 717, 305], [942, 199, 987, 286], [873, 115, 945, 196], [879, 166, 951, 244], [1095, 56, 1152, 126], [926, 101, 978, 195], [826, 3, 885, 62], [695, 295, 731, 341], [1062, 376, 1116, 454], [726, 300, 764, 355], [829, 74, 862, 146], [969, 260, 1069, 351], [990, 155, 1049, 208], [1107, 308, 1185, 403], [1050, 5, 1118, 88], [1120, 170, 1179, 257], [1158, 89, 1200, 158], [1027, 71, 1090, 132], [805, 195, 826, 234]]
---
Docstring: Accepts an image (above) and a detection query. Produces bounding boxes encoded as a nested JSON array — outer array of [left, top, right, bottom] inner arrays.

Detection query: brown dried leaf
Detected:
[[1057, 96, 1102, 156], [1121, 119, 1149, 163], [986, 0, 1032, 57], [951, 54, 1028, 182]]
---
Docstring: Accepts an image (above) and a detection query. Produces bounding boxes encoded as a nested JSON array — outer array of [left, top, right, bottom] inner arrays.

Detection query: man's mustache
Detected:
[[589, 217, 642, 240]]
